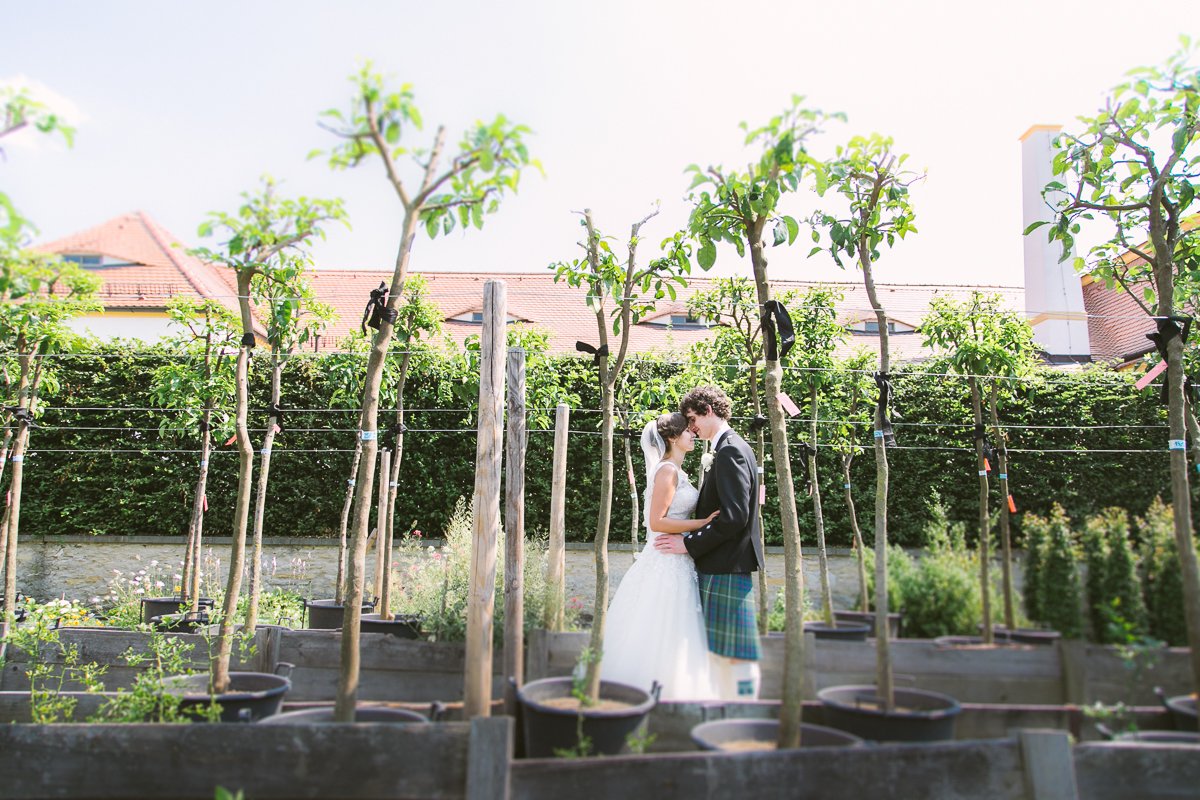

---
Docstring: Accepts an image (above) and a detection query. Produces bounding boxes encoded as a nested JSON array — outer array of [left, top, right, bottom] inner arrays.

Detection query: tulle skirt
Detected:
[[599, 537, 720, 701]]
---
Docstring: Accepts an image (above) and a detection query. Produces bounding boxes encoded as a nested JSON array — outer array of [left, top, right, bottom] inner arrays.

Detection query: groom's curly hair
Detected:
[[679, 385, 732, 421]]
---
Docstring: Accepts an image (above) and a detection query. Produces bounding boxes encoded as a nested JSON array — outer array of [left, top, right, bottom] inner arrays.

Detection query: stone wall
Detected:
[[11, 536, 1023, 615]]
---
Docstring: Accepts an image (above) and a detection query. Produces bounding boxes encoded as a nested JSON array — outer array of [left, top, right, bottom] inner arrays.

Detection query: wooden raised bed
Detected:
[[527, 629, 1194, 706]]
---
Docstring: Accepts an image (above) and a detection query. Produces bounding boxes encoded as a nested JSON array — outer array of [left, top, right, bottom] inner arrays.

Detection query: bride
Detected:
[[599, 412, 721, 701]]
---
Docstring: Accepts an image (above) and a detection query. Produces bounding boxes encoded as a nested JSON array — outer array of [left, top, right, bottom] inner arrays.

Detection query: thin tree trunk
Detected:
[[623, 416, 638, 564], [184, 334, 217, 611], [969, 377, 993, 646], [861, 256, 893, 710], [3, 347, 34, 622], [335, 440, 362, 605], [843, 454, 868, 613], [245, 350, 283, 634], [546, 405, 569, 631], [334, 204, 424, 722], [990, 381, 1014, 630], [381, 350, 412, 621], [745, 237, 805, 750], [212, 273, 258, 694], [1162, 314, 1200, 692], [583, 379, 615, 702], [750, 363, 768, 635], [810, 385, 834, 627]]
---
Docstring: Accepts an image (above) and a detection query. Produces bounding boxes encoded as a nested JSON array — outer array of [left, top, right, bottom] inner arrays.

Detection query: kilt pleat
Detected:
[[697, 573, 762, 661]]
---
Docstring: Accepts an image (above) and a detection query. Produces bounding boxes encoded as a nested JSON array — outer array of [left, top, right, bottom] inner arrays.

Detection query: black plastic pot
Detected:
[[981, 625, 1062, 645], [259, 705, 431, 724], [1096, 723, 1200, 744], [517, 677, 658, 758], [162, 664, 293, 722], [818, 685, 961, 742], [691, 719, 864, 751], [359, 613, 422, 639], [141, 596, 214, 625], [304, 598, 375, 629], [149, 612, 211, 633], [804, 621, 871, 641], [834, 611, 902, 638], [0, 593, 26, 622], [1156, 687, 1198, 732]]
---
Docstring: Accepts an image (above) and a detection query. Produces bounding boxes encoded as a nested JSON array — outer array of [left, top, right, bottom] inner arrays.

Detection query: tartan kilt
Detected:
[[697, 573, 762, 661]]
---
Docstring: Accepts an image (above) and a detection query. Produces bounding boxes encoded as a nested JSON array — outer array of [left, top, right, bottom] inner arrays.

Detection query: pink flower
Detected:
[[135, 588, 145, 595], [432, 553, 441, 560]]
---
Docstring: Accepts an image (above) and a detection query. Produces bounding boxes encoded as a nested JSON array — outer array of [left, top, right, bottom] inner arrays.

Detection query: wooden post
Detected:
[[376, 448, 393, 620], [545, 403, 569, 632], [465, 280, 506, 719], [504, 347, 526, 717], [467, 716, 514, 800]]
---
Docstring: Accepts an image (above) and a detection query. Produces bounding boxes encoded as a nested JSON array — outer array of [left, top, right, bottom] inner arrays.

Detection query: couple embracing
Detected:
[[600, 385, 764, 702]]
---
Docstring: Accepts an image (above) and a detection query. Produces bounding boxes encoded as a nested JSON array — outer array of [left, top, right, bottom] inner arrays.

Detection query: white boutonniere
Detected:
[[700, 453, 715, 474]]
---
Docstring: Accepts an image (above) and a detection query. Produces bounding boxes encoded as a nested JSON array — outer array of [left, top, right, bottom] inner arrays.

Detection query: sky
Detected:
[[1, 0, 1194, 290]]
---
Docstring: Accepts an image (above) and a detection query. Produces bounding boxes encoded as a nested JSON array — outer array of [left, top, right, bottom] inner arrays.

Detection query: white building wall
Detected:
[[1021, 125, 1091, 359], [66, 314, 175, 342]]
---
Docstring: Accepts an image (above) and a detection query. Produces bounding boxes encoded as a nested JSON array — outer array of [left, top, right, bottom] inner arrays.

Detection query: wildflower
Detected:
[[155, 581, 164, 589], [150, 560, 158, 566], [173, 574, 182, 580], [432, 553, 441, 560], [414, 530, 422, 538], [135, 588, 145, 595], [113, 570, 121, 575], [138, 570, 146, 575]]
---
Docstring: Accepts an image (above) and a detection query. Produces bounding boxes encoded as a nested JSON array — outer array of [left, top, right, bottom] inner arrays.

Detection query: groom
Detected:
[[654, 385, 763, 700]]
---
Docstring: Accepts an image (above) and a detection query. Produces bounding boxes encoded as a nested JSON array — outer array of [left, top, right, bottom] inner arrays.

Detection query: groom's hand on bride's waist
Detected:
[[653, 534, 688, 554]]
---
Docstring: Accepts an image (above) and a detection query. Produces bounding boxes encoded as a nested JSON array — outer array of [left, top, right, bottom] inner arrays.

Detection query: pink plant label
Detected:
[[1135, 360, 1168, 390], [628, 470, 635, 486], [775, 392, 801, 417], [759, 484, 766, 505]]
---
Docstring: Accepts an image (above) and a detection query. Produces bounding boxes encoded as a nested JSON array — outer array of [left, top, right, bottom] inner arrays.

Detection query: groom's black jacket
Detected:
[[684, 428, 763, 574]]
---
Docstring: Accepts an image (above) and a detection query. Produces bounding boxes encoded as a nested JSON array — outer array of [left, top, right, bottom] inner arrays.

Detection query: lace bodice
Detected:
[[645, 462, 699, 541]]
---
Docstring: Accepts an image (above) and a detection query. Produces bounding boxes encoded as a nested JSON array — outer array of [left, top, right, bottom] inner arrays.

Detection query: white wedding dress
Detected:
[[599, 461, 720, 701]]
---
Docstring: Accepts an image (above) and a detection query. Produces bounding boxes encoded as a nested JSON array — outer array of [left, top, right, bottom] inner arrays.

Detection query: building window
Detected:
[[63, 254, 102, 266], [471, 312, 484, 323], [864, 320, 896, 334], [670, 313, 704, 327]]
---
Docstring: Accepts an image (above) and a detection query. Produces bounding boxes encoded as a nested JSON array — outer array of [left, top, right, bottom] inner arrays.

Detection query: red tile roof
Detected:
[[36, 211, 244, 320], [1082, 277, 1156, 365], [303, 269, 1025, 361]]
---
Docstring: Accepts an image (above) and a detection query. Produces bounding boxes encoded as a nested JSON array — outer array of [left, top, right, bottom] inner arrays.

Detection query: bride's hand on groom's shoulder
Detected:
[[653, 533, 688, 554]]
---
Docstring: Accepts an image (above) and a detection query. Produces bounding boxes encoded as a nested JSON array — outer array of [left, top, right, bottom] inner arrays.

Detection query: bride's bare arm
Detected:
[[648, 464, 719, 533]]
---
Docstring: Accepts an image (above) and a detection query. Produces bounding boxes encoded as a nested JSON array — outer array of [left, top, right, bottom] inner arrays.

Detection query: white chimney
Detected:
[[1021, 125, 1091, 361]]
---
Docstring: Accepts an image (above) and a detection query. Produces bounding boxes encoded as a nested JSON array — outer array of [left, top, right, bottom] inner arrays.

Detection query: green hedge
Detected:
[[9, 343, 1184, 548]]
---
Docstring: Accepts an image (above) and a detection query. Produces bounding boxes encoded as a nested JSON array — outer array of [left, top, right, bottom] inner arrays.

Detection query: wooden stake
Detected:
[[504, 346, 526, 715], [464, 280, 506, 719], [545, 403, 569, 632], [376, 448, 393, 619]]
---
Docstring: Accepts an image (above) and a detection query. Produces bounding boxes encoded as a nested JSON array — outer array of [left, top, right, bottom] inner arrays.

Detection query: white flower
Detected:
[[700, 453, 715, 473]]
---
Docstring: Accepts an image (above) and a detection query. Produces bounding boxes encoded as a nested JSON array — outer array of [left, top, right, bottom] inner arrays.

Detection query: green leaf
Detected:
[[479, 148, 495, 173], [1023, 220, 1050, 235], [772, 224, 787, 247], [698, 238, 717, 270], [784, 215, 799, 245], [385, 121, 400, 144]]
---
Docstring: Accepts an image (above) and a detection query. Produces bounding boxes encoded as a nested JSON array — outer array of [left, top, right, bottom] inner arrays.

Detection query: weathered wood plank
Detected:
[[1083, 644, 1193, 705], [286, 667, 508, 703], [277, 630, 505, 673], [467, 716, 514, 800], [504, 346, 527, 717], [510, 740, 1027, 800], [1073, 742, 1200, 800], [1018, 730, 1078, 800], [466, 279, 506, 718], [545, 405, 569, 631], [0, 722, 471, 799]]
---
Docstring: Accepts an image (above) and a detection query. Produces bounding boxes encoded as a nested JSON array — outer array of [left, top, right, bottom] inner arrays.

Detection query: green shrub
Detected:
[[1028, 504, 1085, 639], [1080, 508, 1147, 644], [1021, 512, 1048, 624], [1137, 497, 1189, 647], [390, 497, 549, 643]]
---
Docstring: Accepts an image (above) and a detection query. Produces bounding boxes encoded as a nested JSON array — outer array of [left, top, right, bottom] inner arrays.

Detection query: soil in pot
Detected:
[[162, 670, 292, 722], [259, 705, 428, 724], [517, 677, 658, 758], [359, 613, 422, 639], [141, 596, 214, 625], [1097, 723, 1200, 744], [818, 685, 961, 742], [981, 625, 1061, 645], [835, 610, 902, 638], [304, 598, 375, 629], [691, 719, 864, 752], [804, 621, 870, 641]]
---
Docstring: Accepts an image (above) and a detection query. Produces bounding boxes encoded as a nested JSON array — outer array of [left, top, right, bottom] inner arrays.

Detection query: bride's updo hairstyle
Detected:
[[656, 412, 689, 456]]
